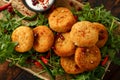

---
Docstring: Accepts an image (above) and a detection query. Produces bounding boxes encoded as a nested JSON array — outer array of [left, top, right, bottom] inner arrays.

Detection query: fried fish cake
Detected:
[[60, 56, 85, 74], [70, 21, 99, 47], [93, 22, 108, 48], [33, 26, 54, 52], [48, 7, 76, 32], [53, 32, 76, 57], [11, 26, 34, 52], [75, 46, 101, 71]]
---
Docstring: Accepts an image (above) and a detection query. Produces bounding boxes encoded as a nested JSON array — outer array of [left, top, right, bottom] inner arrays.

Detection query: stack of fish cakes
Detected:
[[11, 7, 108, 74], [48, 7, 108, 74]]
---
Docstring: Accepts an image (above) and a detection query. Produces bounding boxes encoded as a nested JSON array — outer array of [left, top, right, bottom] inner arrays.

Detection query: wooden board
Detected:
[[0, 0, 120, 80]]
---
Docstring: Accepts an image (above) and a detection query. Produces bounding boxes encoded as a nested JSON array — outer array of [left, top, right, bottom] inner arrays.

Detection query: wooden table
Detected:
[[0, 0, 120, 80], [0, 61, 35, 80]]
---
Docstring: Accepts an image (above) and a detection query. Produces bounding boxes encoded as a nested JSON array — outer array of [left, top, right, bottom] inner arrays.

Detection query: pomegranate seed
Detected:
[[7, 5, 13, 13]]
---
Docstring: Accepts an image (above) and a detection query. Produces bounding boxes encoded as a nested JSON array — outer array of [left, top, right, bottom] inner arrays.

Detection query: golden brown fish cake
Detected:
[[70, 21, 99, 47], [33, 26, 54, 53], [60, 56, 85, 74], [11, 26, 34, 52], [93, 22, 108, 48], [75, 46, 101, 71], [48, 7, 76, 32], [53, 32, 76, 57]]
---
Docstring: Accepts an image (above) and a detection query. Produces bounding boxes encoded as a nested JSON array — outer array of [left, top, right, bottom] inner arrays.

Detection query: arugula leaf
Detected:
[[71, 3, 120, 80], [72, 73, 91, 80], [71, 66, 105, 80], [1, 3, 120, 80], [0, 35, 17, 63], [92, 66, 105, 79], [113, 57, 120, 65], [0, 10, 49, 66], [74, 3, 120, 65], [0, 11, 20, 63], [49, 49, 65, 76], [37, 13, 48, 26], [26, 13, 48, 27]]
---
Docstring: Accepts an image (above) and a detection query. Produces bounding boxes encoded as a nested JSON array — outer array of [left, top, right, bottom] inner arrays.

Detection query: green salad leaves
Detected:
[[74, 3, 120, 65], [0, 3, 120, 80], [0, 10, 48, 65], [0, 10, 21, 63]]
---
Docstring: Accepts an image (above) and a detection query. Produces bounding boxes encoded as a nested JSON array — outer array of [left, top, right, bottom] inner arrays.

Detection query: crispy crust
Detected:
[[11, 26, 34, 52], [93, 22, 108, 48], [54, 32, 76, 57], [75, 46, 101, 71], [48, 7, 76, 32], [70, 21, 99, 47], [60, 56, 85, 74], [33, 26, 54, 52]]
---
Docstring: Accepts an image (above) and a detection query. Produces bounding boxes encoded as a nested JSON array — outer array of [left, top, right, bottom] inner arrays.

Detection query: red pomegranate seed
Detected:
[[7, 5, 13, 13]]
